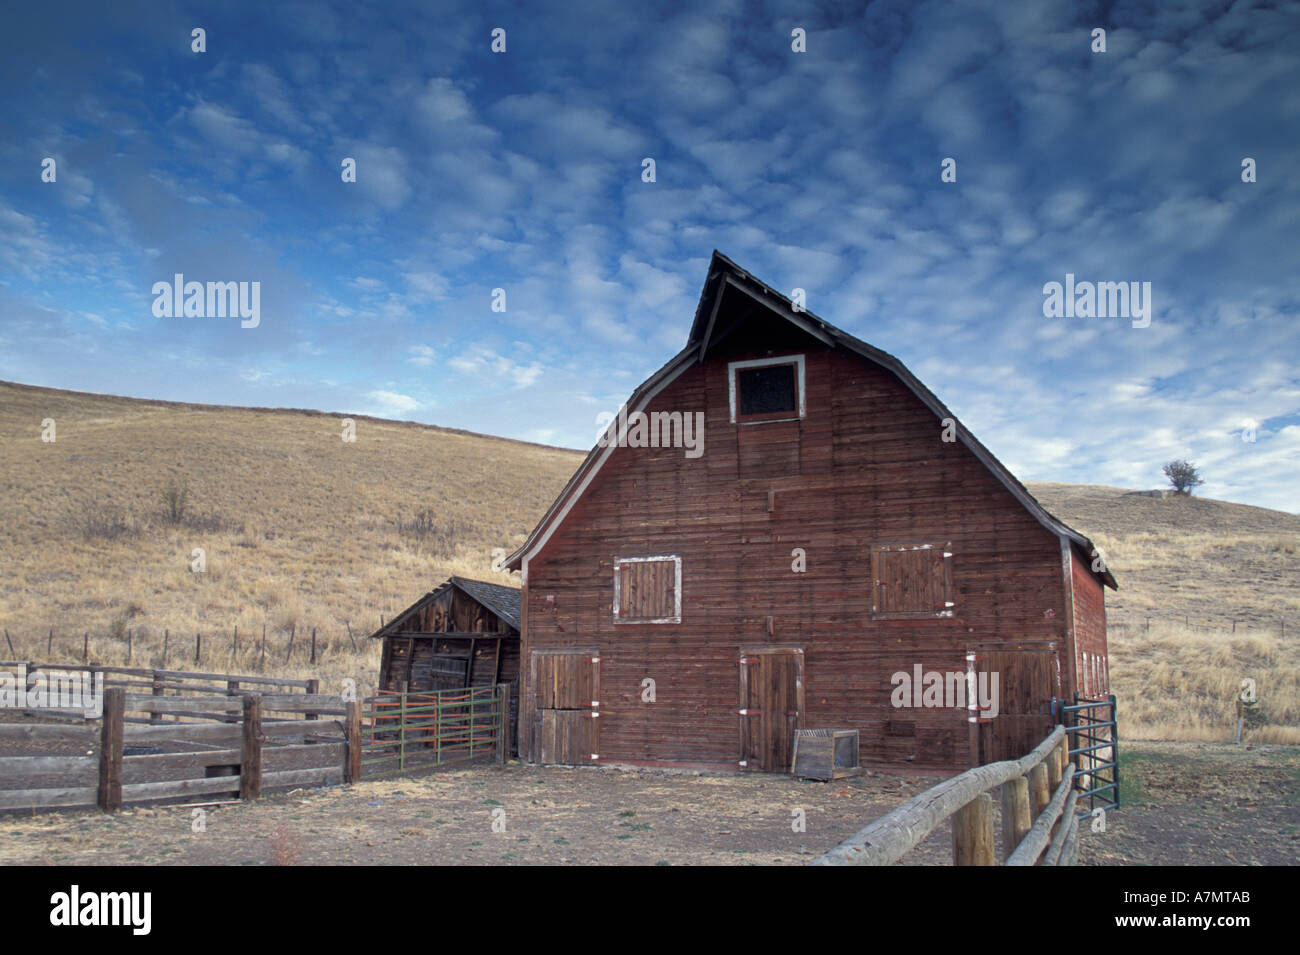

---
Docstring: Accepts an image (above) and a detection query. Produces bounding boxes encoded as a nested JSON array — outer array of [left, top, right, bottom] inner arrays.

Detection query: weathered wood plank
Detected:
[[0, 786, 98, 810]]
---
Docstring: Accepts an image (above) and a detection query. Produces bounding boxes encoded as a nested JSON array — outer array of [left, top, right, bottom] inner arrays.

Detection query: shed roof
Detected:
[[368, 575, 521, 638], [506, 251, 1117, 590]]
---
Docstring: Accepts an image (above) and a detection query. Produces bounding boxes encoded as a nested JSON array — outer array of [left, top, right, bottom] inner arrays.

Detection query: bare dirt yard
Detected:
[[0, 742, 1294, 866]]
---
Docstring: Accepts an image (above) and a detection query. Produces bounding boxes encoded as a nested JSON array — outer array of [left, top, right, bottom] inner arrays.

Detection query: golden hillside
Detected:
[[0, 380, 582, 688], [0, 382, 1294, 741]]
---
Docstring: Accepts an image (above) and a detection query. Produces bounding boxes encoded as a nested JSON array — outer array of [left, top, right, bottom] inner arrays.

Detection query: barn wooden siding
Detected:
[[520, 316, 1087, 773], [1069, 547, 1109, 699]]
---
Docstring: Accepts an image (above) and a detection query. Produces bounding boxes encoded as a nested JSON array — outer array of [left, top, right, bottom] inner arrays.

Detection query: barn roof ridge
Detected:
[[506, 251, 1117, 590]]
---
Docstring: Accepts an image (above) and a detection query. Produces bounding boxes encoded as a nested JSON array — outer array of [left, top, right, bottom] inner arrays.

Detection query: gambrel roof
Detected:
[[506, 251, 1117, 591]]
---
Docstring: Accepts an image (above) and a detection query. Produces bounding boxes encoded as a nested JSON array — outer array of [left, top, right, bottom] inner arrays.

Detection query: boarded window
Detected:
[[871, 543, 954, 619], [614, 556, 680, 623]]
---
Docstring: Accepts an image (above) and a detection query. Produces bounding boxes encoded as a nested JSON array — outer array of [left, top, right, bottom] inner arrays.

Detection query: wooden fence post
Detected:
[[496, 682, 509, 764], [240, 695, 263, 800], [3, 628, 13, 656], [346, 620, 357, 652], [1028, 762, 1050, 820], [345, 700, 362, 783], [47, 627, 53, 656], [260, 624, 266, 665], [1000, 776, 1031, 861], [97, 687, 124, 811], [150, 669, 163, 725], [285, 624, 295, 663], [195, 632, 201, 664], [952, 792, 995, 865], [83, 632, 89, 662], [161, 628, 168, 666], [306, 678, 319, 721], [310, 627, 317, 664], [126, 628, 132, 664]]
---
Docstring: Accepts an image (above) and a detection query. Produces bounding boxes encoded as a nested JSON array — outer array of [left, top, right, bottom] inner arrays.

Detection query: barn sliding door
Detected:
[[531, 650, 599, 765], [739, 647, 804, 772]]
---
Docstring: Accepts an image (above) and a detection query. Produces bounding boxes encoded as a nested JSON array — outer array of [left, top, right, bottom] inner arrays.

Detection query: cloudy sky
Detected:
[[1, 0, 1297, 511]]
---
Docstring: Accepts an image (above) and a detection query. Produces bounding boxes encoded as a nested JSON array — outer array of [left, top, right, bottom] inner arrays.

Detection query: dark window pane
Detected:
[[738, 364, 797, 416]]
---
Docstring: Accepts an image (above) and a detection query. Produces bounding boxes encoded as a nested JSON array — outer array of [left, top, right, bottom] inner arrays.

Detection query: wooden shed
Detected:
[[370, 577, 521, 749], [505, 251, 1117, 775]]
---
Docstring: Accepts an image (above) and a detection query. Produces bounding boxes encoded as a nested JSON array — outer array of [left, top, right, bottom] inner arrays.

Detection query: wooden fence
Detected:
[[812, 725, 1079, 866], [1, 661, 315, 723], [1, 661, 346, 814], [1, 665, 511, 813], [360, 684, 508, 779]]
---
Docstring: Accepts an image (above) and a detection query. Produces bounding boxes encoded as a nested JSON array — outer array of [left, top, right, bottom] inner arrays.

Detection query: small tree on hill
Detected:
[[1162, 459, 1204, 495]]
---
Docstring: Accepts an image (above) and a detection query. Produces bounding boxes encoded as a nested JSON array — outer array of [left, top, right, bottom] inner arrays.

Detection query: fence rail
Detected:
[[1, 684, 353, 814], [813, 725, 1079, 866]]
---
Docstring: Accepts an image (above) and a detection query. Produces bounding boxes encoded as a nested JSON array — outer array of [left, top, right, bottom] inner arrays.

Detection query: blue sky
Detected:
[[1, 0, 1297, 511]]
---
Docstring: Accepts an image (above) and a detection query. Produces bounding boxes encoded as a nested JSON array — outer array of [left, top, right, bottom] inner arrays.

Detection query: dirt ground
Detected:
[[1078, 741, 1299, 866], [0, 742, 1294, 866]]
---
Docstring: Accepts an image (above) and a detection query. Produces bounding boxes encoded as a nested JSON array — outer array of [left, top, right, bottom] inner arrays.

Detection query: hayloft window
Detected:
[[871, 543, 954, 619], [729, 355, 805, 424], [614, 555, 681, 624]]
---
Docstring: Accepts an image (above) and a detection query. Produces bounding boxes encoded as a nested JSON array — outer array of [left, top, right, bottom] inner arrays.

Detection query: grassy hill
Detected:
[[1027, 483, 1299, 743], [1, 381, 1294, 743]]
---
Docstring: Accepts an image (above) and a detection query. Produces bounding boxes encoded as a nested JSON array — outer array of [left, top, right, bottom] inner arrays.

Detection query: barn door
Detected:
[[970, 645, 1060, 764], [739, 648, 804, 772], [532, 650, 599, 765]]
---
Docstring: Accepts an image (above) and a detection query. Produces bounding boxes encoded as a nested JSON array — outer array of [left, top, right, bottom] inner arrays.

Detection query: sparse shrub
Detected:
[[162, 480, 189, 525], [268, 823, 303, 865], [394, 508, 465, 554], [1162, 459, 1204, 495], [78, 502, 137, 540]]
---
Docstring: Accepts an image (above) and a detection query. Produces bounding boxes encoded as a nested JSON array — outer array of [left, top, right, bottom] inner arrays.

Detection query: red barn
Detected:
[[505, 252, 1115, 773]]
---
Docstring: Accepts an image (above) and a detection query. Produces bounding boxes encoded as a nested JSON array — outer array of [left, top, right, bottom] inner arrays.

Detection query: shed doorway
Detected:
[[531, 649, 599, 765], [739, 647, 805, 772]]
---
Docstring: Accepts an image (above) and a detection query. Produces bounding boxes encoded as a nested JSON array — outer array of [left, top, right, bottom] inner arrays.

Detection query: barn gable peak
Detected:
[[507, 252, 1116, 591]]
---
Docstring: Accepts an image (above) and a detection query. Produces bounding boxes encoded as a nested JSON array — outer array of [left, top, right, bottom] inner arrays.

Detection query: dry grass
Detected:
[[1029, 482, 1300, 743], [0, 382, 1293, 744], [0, 381, 583, 692]]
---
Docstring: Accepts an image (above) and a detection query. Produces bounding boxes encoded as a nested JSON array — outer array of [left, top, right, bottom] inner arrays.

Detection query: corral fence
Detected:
[[0, 664, 510, 814], [0, 661, 345, 814], [1063, 693, 1119, 820], [813, 726, 1080, 866], [360, 684, 508, 779]]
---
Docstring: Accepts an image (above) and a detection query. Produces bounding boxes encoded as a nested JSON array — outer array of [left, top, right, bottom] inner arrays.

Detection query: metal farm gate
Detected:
[[1062, 693, 1119, 820]]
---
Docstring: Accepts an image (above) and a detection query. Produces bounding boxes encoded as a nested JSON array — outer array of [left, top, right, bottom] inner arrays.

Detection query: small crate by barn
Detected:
[[792, 729, 860, 781], [370, 576, 521, 754]]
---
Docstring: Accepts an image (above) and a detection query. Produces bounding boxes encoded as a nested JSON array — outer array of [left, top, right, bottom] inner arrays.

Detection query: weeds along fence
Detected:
[[813, 726, 1079, 867], [0, 665, 509, 814], [360, 685, 508, 780]]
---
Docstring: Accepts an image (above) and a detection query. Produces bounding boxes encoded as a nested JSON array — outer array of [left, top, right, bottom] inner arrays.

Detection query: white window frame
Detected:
[[728, 354, 806, 425], [613, 554, 682, 625]]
